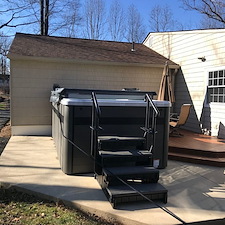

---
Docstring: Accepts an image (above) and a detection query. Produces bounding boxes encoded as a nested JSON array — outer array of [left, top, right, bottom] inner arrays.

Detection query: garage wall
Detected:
[[10, 58, 163, 135]]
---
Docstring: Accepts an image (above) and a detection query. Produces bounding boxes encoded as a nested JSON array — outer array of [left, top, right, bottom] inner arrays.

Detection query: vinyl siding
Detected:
[[10, 58, 163, 134], [144, 29, 225, 137]]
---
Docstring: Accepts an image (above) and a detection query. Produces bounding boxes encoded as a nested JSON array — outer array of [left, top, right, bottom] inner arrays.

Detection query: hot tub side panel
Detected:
[[52, 102, 170, 174], [153, 107, 170, 168], [52, 103, 94, 174], [71, 106, 93, 174], [52, 103, 74, 174]]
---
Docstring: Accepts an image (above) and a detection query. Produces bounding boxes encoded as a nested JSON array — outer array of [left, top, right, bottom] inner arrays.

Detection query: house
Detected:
[[144, 29, 225, 139], [8, 33, 178, 136]]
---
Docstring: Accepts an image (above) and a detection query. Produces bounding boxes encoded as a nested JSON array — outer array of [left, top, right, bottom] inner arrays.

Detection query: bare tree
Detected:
[[200, 14, 225, 28], [182, 0, 225, 26], [83, 0, 106, 40], [0, 0, 38, 30], [62, 0, 82, 37], [0, 34, 10, 94], [125, 4, 146, 43], [149, 5, 176, 32], [0, 0, 82, 36], [47, 0, 82, 35], [108, 0, 125, 41], [0, 34, 10, 75]]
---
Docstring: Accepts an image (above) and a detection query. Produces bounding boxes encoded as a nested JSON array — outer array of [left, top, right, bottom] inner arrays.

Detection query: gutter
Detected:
[[7, 54, 180, 69]]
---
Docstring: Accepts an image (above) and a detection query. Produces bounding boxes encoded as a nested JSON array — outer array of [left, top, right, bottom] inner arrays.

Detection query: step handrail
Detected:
[[91, 92, 101, 118], [90, 92, 101, 157], [145, 94, 159, 117], [143, 94, 159, 153]]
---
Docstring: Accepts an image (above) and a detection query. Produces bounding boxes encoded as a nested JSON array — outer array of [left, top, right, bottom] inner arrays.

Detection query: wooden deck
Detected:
[[168, 129, 225, 167]]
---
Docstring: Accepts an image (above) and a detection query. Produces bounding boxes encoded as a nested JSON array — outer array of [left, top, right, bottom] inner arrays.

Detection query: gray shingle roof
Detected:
[[9, 33, 178, 67]]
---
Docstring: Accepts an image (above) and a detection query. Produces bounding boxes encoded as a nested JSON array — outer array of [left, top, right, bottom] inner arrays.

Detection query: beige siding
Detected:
[[144, 29, 225, 137], [10, 59, 163, 135]]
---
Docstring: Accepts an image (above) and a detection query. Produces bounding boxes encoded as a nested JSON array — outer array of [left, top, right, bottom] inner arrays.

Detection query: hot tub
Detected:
[[51, 88, 170, 174]]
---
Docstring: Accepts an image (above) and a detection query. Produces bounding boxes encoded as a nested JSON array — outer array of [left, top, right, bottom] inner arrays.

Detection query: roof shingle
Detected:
[[9, 33, 178, 67]]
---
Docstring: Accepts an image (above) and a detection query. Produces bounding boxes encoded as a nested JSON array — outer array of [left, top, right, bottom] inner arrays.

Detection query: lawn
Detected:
[[0, 188, 115, 225]]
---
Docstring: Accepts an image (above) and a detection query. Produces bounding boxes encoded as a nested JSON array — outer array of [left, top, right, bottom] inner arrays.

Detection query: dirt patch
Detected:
[[0, 122, 11, 138], [0, 91, 11, 155], [0, 122, 11, 156]]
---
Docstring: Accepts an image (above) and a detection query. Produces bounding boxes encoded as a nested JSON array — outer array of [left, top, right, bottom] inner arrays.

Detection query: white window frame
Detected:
[[205, 66, 225, 106]]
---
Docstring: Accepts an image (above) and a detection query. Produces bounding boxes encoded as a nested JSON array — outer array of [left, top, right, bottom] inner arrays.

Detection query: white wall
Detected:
[[144, 29, 225, 137]]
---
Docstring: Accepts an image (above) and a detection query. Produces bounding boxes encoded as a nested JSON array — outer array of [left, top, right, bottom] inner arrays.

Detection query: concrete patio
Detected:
[[0, 136, 225, 225]]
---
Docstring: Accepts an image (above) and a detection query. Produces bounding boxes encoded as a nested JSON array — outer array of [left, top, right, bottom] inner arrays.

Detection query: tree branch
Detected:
[[202, 0, 225, 23], [182, 0, 225, 25]]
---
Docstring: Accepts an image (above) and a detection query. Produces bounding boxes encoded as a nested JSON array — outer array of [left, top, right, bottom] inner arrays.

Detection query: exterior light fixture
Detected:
[[198, 56, 206, 62]]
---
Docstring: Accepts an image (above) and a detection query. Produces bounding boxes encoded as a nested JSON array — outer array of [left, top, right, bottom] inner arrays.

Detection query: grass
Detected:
[[0, 188, 116, 225], [0, 101, 9, 111], [0, 103, 6, 110]]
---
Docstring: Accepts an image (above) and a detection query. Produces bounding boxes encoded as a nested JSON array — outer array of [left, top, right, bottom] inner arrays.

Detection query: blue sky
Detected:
[[0, 0, 202, 39], [109, 0, 202, 30]]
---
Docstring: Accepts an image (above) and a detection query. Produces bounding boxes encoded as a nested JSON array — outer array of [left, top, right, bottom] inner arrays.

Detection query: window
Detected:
[[208, 69, 225, 103]]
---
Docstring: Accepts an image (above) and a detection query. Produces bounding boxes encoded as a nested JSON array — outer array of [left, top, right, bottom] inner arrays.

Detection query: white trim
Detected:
[[204, 65, 225, 107], [209, 102, 225, 108], [12, 125, 52, 136], [143, 28, 225, 44]]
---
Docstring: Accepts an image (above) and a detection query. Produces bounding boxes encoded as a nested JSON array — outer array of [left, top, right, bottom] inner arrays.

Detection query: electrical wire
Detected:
[[55, 102, 187, 225]]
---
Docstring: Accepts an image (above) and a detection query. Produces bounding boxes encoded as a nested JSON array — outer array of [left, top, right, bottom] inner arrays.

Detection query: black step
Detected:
[[98, 136, 146, 150], [103, 166, 159, 185], [98, 149, 152, 167], [104, 182, 167, 208]]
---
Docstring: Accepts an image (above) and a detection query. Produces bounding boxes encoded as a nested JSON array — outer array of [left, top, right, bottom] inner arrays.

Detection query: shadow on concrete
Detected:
[[1, 178, 225, 225]]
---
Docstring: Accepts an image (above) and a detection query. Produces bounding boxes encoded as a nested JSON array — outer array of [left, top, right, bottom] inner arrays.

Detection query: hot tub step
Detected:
[[98, 136, 146, 150], [102, 166, 159, 185], [98, 149, 152, 167], [104, 182, 167, 208]]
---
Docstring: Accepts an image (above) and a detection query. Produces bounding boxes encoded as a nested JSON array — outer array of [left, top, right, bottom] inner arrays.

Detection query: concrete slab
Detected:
[[0, 136, 225, 225]]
